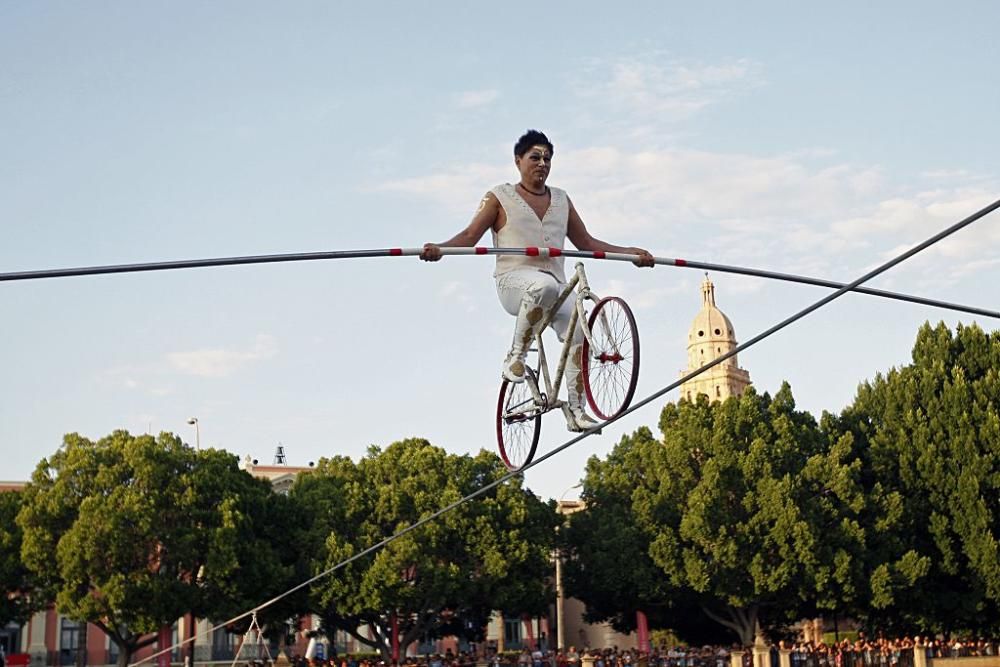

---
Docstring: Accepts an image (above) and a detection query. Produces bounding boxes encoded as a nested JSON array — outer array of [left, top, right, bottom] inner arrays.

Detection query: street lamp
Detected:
[[555, 482, 583, 651], [187, 417, 200, 451]]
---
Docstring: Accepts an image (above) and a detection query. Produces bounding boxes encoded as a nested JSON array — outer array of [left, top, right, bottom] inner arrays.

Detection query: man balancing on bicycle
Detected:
[[420, 129, 654, 432]]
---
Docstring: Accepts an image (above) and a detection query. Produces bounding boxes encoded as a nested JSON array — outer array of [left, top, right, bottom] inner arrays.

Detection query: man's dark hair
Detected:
[[514, 130, 554, 157]]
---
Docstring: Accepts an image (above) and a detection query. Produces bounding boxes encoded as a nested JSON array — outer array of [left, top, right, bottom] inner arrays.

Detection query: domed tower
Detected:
[[680, 275, 751, 403]]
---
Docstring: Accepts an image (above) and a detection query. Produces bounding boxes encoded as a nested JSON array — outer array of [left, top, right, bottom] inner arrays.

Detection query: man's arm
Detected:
[[565, 197, 655, 267], [420, 192, 500, 261]]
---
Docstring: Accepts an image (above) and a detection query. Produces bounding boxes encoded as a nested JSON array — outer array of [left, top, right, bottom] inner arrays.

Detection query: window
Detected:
[[0, 629, 20, 657], [417, 634, 437, 656], [172, 624, 182, 661], [504, 618, 522, 649], [212, 628, 239, 661], [332, 630, 349, 657], [60, 619, 83, 666], [716, 386, 721, 398], [108, 636, 119, 666]]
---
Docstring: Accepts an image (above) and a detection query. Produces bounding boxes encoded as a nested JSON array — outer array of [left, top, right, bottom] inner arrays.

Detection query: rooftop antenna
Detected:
[[273, 443, 287, 465]]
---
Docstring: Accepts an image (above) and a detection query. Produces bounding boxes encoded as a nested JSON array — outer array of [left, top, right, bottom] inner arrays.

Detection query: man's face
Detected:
[[516, 144, 552, 184]]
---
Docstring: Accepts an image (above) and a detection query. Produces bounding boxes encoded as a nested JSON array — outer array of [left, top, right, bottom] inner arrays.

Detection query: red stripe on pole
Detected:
[[675, 258, 687, 266], [475, 247, 488, 254], [593, 251, 606, 259], [549, 247, 562, 257], [526, 247, 540, 256], [389, 248, 402, 256]]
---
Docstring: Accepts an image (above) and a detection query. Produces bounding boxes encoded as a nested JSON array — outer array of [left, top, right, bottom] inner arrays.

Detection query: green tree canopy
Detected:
[[567, 385, 867, 645], [560, 427, 689, 637], [292, 439, 557, 660], [0, 489, 47, 626], [833, 322, 1000, 635], [17, 430, 298, 667]]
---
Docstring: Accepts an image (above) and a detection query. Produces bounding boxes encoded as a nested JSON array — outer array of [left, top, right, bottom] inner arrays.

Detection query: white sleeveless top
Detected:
[[490, 183, 569, 282]]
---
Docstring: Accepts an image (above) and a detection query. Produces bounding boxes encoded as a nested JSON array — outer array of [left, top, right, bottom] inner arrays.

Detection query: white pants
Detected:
[[495, 269, 583, 344]]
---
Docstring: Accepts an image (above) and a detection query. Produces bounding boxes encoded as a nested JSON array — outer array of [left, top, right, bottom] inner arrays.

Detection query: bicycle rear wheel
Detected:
[[582, 296, 640, 420], [496, 368, 542, 471]]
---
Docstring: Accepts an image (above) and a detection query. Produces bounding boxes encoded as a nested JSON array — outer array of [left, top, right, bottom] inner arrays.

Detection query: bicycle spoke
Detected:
[[497, 375, 540, 470], [583, 297, 640, 420]]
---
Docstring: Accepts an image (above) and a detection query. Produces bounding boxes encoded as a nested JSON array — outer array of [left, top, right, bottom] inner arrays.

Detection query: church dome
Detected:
[[680, 275, 751, 401], [681, 274, 751, 401], [688, 276, 736, 344]]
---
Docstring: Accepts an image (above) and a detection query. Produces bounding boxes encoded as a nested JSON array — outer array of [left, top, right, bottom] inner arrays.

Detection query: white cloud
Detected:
[[167, 334, 278, 378], [374, 162, 510, 214], [576, 55, 764, 122], [454, 89, 500, 109], [601, 278, 692, 311], [377, 51, 998, 299], [377, 140, 998, 291], [920, 168, 974, 181], [840, 189, 1000, 279]]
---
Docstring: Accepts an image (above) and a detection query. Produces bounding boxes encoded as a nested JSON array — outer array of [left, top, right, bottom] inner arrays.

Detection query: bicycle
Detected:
[[496, 261, 640, 471]]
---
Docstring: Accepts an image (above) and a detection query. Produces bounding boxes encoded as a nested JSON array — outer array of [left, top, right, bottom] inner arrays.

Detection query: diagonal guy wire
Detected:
[[132, 196, 999, 666]]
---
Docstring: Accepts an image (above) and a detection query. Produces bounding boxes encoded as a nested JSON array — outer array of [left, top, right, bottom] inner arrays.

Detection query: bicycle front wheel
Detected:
[[496, 369, 542, 471], [582, 296, 640, 420]]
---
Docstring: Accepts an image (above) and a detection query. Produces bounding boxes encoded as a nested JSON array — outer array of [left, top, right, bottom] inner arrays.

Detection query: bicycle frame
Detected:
[[520, 262, 609, 416], [496, 262, 641, 468]]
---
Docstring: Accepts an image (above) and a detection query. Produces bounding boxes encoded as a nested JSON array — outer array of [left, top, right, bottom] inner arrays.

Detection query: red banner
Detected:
[[635, 611, 649, 653]]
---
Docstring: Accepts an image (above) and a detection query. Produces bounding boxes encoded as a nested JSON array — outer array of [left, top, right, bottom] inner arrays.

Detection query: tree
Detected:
[[833, 322, 1000, 635], [17, 430, 298, 667], [560, 427, 705, 641], [567, 385, 867, 645], [0, 489, 47, 627], [292, 439, 558, 661]]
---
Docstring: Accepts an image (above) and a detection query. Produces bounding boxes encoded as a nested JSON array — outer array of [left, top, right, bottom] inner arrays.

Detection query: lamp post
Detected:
[[187, 417, 200, 451], [555, 533, 564, 652], [555, 483, 583, 652]]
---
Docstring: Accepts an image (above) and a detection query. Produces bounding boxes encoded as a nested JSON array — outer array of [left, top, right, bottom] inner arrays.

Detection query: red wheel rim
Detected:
[[582, 296, 639, 420], [495, 373, 540, 471]]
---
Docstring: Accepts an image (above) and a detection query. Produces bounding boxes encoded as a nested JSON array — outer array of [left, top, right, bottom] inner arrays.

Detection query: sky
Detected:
[[2, 1, 999, 503]]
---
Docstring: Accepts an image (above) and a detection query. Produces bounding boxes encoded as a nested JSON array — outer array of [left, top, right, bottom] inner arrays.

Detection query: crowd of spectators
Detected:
[[788, 637, 917, 667], [283, 645, 732, 667], [277, 638, 1000, 667], [286, 648, 481, 667], [787, 636, 999, 667]]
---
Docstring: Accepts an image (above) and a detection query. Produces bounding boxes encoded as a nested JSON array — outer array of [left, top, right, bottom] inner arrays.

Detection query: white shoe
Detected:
[[501, 353, 528, 384], [566, 409, 602, 433], [564, 342, 600, 432]]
